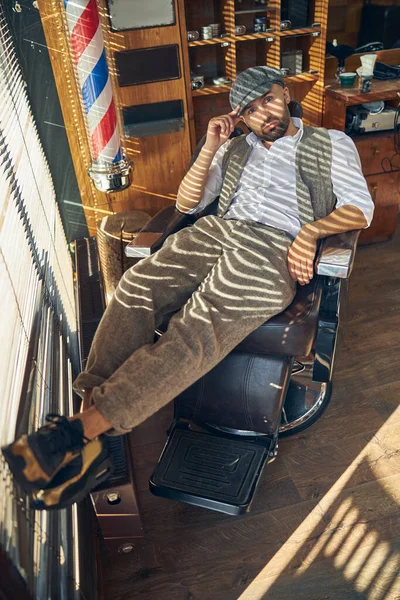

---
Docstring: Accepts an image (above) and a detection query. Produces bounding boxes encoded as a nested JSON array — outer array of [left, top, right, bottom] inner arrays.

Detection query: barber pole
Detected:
[[63, 0, 131, 192]]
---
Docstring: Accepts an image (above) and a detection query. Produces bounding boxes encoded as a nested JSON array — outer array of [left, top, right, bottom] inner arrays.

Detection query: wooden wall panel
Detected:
[[92, 0, 193, 222], [38, 0, 193, 235], [327, 0, 363, 48], [298, 0, 329, 127], [37, 0, 110, 234], [325, 48, 400, 79], [327, 0, 400, 49]]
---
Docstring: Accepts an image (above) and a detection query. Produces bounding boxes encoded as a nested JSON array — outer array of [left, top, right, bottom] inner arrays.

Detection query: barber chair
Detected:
[[125, 101, 360, 515]]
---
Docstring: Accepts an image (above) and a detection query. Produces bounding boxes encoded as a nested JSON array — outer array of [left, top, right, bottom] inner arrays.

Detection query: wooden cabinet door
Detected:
[[355, 132, 395, 177], [366, 172, 400, 207], [359, 172, 400, 244]]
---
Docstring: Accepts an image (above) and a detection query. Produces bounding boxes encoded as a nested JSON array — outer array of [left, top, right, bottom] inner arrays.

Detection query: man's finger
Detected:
[[224, 116, 233, 133], [294, 264, 303, 284], [300, 261, 309, 285], [287, 254, 297, 280], [299, 262, 308, 284], [228, 106, 241, 123], [208, 118, 223, 131], [306, 259, 314, 279]]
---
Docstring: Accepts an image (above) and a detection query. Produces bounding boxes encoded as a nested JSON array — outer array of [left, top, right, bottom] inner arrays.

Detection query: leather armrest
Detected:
[[315, 229, 361, 278], [125, 206, 194, 258]]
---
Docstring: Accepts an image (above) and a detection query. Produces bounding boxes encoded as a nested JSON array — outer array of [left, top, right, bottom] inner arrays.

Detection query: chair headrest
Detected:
[[288, 100, 303, 118]]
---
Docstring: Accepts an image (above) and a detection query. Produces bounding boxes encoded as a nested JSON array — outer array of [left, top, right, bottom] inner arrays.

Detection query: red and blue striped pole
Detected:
[[63, 0, 131, 192]]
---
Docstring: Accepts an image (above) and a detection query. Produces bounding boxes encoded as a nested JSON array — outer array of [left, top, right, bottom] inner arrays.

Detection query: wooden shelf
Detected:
[[235, 32, 276, 42], [192, 73, 318, 97], [285, 72, 319, 83], [192, 84, 232, 97], [184, 0, 328, 142], [188, 37, 229, 47], [235, 8, 275, 14], [188, 32, 276, 47], [278, 27, 321, 37]]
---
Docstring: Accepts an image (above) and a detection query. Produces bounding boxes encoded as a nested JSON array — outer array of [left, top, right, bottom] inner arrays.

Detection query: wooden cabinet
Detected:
[[356, 132, 395, 177], [323, 79, 400, 244], [355, 132, 400, 244], [361, 173, 400, 244], [366, 172, 400, 209], [182, 0, 330, 143]]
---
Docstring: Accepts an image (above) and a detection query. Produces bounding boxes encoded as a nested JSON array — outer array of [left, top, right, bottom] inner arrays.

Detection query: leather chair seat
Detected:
[[235, 277, 322, 357], [157, 276, 322, 358]]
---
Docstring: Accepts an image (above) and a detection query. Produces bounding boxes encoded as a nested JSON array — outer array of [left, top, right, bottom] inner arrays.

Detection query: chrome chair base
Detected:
[[279, 359, 332, 437]]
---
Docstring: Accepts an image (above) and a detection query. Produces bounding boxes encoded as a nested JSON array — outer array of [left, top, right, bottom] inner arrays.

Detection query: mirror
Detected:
[[107, 0, 176, 31]]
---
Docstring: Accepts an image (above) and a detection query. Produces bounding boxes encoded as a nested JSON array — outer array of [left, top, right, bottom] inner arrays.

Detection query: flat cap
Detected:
[[229, 66, 284, 115]]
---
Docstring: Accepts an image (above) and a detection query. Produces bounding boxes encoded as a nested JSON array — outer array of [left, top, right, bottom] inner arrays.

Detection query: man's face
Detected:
[[240, 84, 291, 142]]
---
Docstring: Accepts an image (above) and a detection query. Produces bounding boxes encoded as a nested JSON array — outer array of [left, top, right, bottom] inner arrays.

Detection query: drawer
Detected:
[[355, 133, 395, 176], [366, 172, 400, 207], [360, 172, 400, 243], [360, 204, 398, 244]]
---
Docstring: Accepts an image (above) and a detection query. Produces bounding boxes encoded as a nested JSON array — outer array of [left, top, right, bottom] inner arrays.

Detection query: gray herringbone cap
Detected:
[[229, 66, 284, 115]]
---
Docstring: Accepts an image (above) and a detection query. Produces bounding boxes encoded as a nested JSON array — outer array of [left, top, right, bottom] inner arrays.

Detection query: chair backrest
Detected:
[[190, 100, 303, 167]]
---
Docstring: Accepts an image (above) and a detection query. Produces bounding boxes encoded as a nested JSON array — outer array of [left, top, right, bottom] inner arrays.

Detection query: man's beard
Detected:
[[258, 111, 291, 142]]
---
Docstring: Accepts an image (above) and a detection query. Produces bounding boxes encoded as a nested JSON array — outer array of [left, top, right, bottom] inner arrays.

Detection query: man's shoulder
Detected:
[[300, 126, 356, 154], [304, 125, 353, 145], [327, 129, 356, 148], [302, 125, 330, 137]]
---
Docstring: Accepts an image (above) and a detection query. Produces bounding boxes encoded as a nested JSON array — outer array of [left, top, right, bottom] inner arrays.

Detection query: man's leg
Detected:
[[73, 220, 223, 398], [81, 220, 296, 436]]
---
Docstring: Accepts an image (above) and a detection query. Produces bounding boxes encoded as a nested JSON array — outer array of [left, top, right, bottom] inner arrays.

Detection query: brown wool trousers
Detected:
[[73, 215, 296, 434]]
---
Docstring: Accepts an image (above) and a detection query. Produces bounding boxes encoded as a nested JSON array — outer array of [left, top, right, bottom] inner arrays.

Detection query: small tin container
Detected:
[[201, 25, 214, 40], [254, 17, 267, 33], [235, 25, 247, 35], [187, 30, 200, 41]]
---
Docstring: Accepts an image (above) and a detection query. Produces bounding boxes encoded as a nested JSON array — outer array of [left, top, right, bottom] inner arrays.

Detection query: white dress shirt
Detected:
[[186, 118, 374, 239]]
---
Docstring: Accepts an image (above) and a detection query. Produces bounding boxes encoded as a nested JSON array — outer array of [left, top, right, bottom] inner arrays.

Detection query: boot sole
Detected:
[[2, 441, 50, 494], [32, 438, 113, 511]]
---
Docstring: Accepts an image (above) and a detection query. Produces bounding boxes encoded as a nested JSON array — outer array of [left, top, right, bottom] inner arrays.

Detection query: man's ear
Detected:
[[239, 116, 251, 133], [283, 86, 291, 105]]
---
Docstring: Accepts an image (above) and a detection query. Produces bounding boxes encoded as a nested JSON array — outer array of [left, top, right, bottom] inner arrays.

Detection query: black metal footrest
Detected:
[[149, 423, 271, 515]]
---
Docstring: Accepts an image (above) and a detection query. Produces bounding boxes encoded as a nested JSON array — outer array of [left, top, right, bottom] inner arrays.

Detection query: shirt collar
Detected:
[[246, 117, 304, 148]]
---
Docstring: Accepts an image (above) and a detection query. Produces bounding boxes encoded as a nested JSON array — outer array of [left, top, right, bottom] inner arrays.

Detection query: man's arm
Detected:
[[288, 131, 374, 286], [176, 146, 218, 213], [176, 107, 240, 213], [288, 205, 367, 285]]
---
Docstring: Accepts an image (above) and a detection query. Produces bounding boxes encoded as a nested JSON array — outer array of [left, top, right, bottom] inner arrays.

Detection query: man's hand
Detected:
[[204, 106, 241, 152], [176, 107, 240, 213], [288, 225, 318, 286]]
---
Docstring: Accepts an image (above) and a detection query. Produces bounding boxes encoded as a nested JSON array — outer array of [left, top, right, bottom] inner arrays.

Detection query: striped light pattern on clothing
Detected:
[[195, 118, 374, 239], [74, 216, 297, 434], [64, 0, 122, 164]]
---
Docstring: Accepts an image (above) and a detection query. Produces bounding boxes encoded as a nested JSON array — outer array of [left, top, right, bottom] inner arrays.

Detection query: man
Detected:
[[2, 67, 374, 510]]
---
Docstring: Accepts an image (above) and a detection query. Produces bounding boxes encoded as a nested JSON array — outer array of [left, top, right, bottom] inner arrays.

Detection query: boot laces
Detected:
[[44, 414, 85, 455]]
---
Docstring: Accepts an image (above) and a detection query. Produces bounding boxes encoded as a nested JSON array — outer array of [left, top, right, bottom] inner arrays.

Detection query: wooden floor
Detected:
[[101, 220, 400, 600]]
